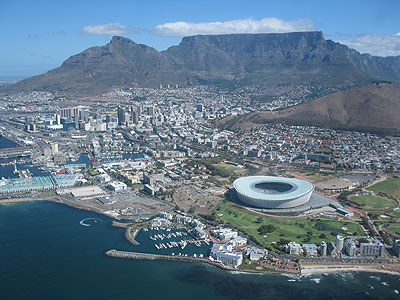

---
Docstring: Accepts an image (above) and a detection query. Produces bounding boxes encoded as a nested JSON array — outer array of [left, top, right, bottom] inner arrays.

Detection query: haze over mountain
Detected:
[[3, 32, 400, 95], [217, 83, 400, 135]]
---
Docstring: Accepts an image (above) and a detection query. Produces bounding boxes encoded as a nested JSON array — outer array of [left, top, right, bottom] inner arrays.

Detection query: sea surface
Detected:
[[0, 135, 20, 149], [0, 201, 399, 300]]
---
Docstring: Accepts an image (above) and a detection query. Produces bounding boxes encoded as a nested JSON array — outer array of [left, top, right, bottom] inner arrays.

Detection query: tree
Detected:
[[319, 233, 326, 239], [256, 217, 263, 224], [257, 224, 276, 234]]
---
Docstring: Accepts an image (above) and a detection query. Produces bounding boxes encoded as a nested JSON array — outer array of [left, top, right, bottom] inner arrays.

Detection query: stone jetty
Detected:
[[105, 249, 222, 268]]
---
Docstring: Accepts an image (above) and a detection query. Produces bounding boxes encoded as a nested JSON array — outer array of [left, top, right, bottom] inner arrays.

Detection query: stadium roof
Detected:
[[233, 176, 314, 201]]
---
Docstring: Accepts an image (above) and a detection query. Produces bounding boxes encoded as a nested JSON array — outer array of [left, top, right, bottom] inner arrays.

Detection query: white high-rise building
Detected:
[[336, 235, 344, 253]]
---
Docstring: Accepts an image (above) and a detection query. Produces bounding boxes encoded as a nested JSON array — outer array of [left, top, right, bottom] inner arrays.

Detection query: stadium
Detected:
[[233, 176, 315, 209]]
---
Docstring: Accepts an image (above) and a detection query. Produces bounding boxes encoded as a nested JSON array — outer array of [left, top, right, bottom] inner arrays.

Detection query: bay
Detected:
[[0, 201, 399, 300]]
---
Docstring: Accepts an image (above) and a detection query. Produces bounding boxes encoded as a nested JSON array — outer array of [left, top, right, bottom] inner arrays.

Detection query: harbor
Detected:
[[127, 226, 213, 258]]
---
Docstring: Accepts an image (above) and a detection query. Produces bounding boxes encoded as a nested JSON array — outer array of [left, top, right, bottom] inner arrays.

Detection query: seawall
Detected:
[[105, 249, 221, 267]]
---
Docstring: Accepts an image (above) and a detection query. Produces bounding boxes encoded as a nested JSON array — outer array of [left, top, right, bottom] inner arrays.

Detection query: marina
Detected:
[[132, 227, 213, 258]]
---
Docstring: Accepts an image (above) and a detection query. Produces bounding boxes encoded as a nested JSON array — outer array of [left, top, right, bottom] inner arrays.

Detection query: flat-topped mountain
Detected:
[[217, 83, 400, 135], [3, 32, 400, 95]]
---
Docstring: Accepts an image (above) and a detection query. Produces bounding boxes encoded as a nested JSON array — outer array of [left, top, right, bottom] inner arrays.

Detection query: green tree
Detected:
[[257, 224, 276, 234]]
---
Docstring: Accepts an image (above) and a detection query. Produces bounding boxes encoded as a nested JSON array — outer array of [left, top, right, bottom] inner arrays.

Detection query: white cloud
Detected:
[[338, 34, 400, 57], [153, 17, 317, 36], [81, 23, 133, 36]]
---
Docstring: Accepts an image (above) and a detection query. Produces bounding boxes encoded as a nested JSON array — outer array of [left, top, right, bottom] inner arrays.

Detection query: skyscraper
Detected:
[[131, 110, 138, 123], [117, 107, 125, 126], [147, 105, 155, 116]]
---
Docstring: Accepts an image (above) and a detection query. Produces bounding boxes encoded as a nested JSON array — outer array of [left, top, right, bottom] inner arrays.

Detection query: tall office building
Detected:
[[147, 105, 155, 116], [117, 107, 126, 126], [60, 106, 80, 119], [74, 115, 79, 129], [131, 110, 138, 123], [79, 110, 87, 122], [136, 105, 141, 117], [50, 143, 58, 155], [60, 108, 72, 119], [55, 114, 61, 125]]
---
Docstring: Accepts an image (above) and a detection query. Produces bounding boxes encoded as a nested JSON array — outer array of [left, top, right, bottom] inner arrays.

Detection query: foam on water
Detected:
[[79, 218, 101, 227], [310, 278, 320, 284]]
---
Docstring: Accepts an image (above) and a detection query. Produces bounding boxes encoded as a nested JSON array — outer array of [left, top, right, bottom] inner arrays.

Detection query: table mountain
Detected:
[[3, 32, 400, 95]]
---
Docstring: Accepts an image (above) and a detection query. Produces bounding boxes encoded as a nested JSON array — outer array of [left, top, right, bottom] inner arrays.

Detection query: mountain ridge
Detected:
[[3, 32, 400, 95]]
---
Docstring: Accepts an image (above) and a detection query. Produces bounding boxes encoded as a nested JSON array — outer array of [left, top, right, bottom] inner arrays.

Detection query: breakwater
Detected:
[[125, 227, 141, 246], [105, 249, 223, 268]]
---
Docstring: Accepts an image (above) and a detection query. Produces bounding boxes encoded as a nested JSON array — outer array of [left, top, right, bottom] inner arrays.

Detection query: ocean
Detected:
[[0, 201, 399, 300]]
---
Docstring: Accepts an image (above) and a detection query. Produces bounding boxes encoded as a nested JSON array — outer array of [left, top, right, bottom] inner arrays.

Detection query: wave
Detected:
[[230, 271, 265, 276], [310, 278, 320, 284], [80, 218, 101, 227], [381, 282, 389, 287]]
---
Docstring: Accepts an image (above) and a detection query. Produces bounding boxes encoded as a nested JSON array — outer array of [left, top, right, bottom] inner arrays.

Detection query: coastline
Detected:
[[300, 263, 400, 277], [0, 196, 124, 221], [2, 197, 400, 278]]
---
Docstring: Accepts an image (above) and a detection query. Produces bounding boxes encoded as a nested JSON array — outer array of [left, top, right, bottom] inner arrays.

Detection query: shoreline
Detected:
[[300, 263, 400, 277], [2, 197, 400, 278], [0, 196, 125, 221]]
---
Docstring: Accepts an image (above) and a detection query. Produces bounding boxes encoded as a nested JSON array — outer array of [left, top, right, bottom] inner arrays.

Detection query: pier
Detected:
[[105, 249, 224, 268]]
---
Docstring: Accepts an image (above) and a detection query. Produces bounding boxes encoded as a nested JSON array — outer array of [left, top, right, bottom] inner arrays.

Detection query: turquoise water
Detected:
[[0, 201, 399, 300]]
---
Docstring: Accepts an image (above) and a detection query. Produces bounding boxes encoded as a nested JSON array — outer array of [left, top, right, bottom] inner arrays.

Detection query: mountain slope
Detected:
[[3, 32, 400, 95], [217, 83, 400, 135]]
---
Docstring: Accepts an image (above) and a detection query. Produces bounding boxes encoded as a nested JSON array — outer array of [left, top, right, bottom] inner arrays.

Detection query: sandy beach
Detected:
[[300, 262, 400, 276]]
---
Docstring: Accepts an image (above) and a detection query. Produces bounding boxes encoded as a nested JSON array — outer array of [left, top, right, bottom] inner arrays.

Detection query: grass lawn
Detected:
[[386, 224, 400, 235], [216, 201, 365, 250], [40, 191, 55, 197], [368, 177, 400, 199], [391, 210, 400, 218], [213, 163, 246, 177], [351, 195, 395, 210]]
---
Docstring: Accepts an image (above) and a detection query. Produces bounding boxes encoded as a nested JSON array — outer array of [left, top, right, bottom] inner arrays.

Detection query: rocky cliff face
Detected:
[[4, 32, 400, 95]]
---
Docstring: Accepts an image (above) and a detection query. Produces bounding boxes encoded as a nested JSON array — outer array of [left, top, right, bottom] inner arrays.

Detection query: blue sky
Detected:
[[1, 0, 399, 77]]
